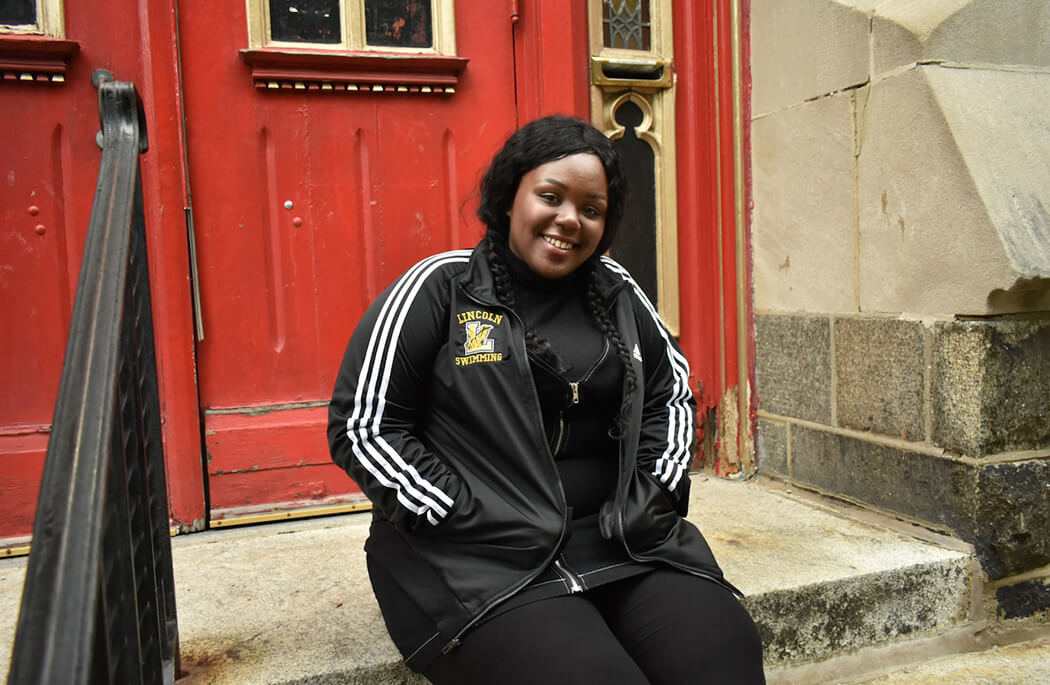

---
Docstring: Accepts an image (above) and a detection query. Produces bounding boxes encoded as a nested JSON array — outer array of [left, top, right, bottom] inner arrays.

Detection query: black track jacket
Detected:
[[328, 244, 734, 669]]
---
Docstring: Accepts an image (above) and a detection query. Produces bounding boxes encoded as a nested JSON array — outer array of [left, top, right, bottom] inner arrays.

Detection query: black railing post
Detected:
[[7, 80, 178, 685]]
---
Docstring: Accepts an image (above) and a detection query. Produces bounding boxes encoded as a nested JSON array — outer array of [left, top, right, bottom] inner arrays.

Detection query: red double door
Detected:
[[1, 2, 741, 539]]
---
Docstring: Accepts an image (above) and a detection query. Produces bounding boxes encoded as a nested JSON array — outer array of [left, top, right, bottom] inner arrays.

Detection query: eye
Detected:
[[539, 193, 559, 204], [583, 206, 602, 218]]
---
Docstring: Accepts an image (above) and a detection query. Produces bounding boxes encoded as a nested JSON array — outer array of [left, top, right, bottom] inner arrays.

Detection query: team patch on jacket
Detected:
[[454, 310, 506, 366]]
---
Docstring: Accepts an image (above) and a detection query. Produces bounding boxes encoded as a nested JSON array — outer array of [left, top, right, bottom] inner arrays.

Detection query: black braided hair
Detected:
[[483, 232, 566, 372], [586, 265, 637, 439]]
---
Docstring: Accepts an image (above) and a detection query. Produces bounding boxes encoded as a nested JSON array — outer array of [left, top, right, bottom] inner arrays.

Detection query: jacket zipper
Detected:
[[553, 556, 584, 593], [444, 289, 575, 653], [549, 340, 608, 457]]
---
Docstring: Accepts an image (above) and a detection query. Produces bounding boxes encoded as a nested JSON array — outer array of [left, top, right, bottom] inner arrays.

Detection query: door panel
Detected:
[[0, 0, 203, 542], [178, 2, 520, 518]]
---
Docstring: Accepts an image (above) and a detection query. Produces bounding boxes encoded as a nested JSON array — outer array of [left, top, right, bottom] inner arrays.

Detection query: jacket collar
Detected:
[[460, 238, 626, 307]]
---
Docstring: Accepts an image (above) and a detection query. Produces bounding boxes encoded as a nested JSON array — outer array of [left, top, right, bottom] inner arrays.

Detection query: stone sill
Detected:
[[239, 48, 468, 95], [0, 35, 79, 84]]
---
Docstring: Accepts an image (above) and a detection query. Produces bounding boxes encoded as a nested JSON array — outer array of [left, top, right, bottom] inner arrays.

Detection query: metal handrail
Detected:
[[7, 80, 178, 685]]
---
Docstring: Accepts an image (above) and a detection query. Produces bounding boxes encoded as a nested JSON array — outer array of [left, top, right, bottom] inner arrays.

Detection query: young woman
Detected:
[[328, 115, 765, 684]]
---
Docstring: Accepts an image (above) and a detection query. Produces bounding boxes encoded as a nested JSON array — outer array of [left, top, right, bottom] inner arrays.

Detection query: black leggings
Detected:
[[422, 570, 765, 685]]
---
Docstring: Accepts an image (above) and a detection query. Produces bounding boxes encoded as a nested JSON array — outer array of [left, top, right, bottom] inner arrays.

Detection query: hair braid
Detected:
[[484, 233, 565, 372], [586, 266, 637, 439]]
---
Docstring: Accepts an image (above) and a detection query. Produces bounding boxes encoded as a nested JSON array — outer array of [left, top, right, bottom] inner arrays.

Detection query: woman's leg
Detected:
[[590, 570, 766, 685], [422, 594, 651, 685]]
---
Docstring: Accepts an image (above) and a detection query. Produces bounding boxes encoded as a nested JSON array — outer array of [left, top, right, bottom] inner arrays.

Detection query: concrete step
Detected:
[[1, 477, 979, 684]]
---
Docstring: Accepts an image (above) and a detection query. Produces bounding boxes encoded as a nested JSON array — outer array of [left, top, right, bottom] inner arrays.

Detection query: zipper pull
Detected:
[[441, 637, 461, 654], [569, 382, 580, 405]]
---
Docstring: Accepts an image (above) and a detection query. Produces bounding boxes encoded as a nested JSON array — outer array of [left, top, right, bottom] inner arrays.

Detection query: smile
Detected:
[[542, 235, 574, 250]]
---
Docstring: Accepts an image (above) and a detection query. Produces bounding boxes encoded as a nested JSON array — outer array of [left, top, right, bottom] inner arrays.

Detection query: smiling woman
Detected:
[[327, 115, 765, 684], [506, 153, 608, 280]]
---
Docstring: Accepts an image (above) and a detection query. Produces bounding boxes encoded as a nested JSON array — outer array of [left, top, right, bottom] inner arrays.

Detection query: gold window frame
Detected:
[[0, 0, 64, 36], [588, 0, 679, 335], [246, 0, 456, 55]]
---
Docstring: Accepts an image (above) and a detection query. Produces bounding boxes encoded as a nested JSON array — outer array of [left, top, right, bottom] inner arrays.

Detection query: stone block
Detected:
[[872, 0, 1050, 75], [933, 319, 1050, 456], [756, 315, 832, 424], [751, 0, 870, 116], [748, 557, 971, 663], [757, 418, 789, 476], [926, 67, 1050, 301], [835, 317, 925, 440], [974, 458, 1050, 580], [857, 65, 1050, 315], [790, 426, 974, 533], [995, 576, 1050, 621], [753, 93, 858, 314], [790, 424, 1050, 579]]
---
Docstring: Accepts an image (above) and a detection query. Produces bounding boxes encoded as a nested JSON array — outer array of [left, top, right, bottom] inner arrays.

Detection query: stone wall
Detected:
[[750, 0, 1050, 620]]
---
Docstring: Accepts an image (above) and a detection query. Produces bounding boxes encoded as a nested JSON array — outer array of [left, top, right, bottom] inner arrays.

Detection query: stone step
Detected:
[[0, 476, 977, 684]]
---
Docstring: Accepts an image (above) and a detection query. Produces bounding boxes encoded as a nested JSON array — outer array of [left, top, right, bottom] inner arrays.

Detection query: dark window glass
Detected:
[[609, 101, 658, 306], [365, 0, 432, 49], [602, 0, 651, 51], [0, 0, 37, 26], [269, 0, 341, 44]]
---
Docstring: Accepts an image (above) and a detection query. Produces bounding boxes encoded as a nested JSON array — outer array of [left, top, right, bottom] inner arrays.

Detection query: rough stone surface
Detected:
[[789, 425, 1050, 580], [756, 315, 833, 424], [835, 317, 925, 440], [0, 558, 25, 680], [790, 426, 975, 534], [928, 67, 1050, 291], [974, 459, 1050, 580], [750, 0, 870, 117], [749, 558, 970, 664], [932, 318, 1050, 456], [857, 66, 1021, 315], [757, 418, 789, 477], [753, 92, 858, 314], [995, 576, 1050, 621], [871, 0, 1050, 75], [853, 635, 1050, 685]]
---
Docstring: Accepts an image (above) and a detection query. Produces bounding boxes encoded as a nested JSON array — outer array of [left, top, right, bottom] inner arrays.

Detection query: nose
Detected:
[[554, 205, 580, 232]]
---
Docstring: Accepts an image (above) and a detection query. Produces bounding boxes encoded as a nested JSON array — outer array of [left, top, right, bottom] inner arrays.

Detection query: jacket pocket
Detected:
[[365, 521, 471, 672], [621, 469, 681, 550]]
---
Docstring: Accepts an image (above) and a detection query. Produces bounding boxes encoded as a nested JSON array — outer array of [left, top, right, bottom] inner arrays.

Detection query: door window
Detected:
[[0, 0, 63, 36], [248, 0, 455, 55]]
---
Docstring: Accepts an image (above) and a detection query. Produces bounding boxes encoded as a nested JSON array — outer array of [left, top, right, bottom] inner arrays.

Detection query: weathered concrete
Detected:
[[835, 317, 925, 440], [932, 318, 1050, 456], [973, 459, 1050, 580], [757, 417, 789, 476], [927, 67, 1050, 294], [871, 0, 1050, 75], [751, 0, 870, 117], [787, 424, 1050, 579], [849, 635, 1050, 684], [857, 66, 1015, 315], [753, 93, 858, 313], [995, 576, 1050, 621], [790, 426, 973, 533], [755, 315, 833, 424], [0, 558, 24, 681], [1, 477, 975, 684]]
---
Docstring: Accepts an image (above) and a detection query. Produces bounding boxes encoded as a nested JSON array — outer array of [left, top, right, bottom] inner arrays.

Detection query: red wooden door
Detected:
[[177, 3, 530, 521], [0, 0, 200, 545]]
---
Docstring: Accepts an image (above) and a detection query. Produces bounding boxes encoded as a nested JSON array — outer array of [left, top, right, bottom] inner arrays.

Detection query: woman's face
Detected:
[[506, 153, 608, 280]]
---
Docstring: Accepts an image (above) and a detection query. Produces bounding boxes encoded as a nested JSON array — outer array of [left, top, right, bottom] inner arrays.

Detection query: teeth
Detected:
[[543, 235, 573, 250]]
